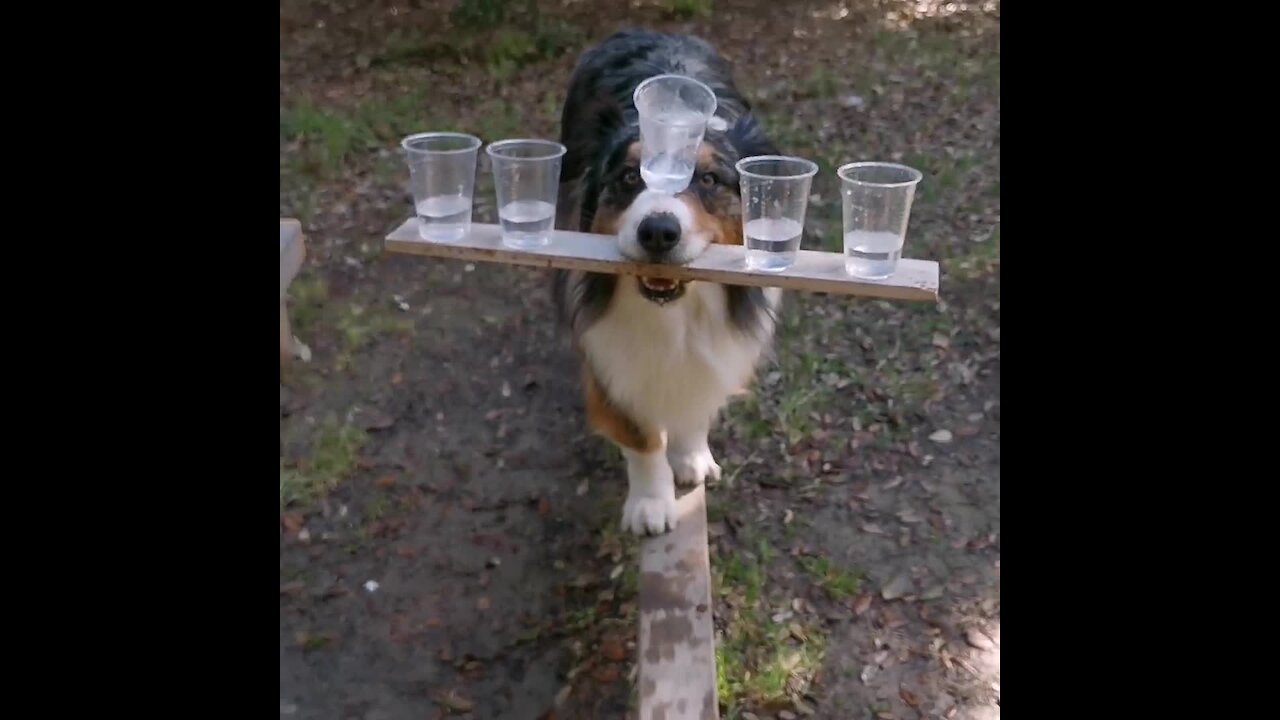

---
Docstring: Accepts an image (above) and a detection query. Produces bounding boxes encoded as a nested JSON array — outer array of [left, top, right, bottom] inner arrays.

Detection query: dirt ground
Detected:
[[279, 2, 1000, 718]]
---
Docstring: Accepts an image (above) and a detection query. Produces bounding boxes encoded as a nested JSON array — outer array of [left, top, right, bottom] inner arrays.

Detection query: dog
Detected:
[[552, 29, 783, 536]]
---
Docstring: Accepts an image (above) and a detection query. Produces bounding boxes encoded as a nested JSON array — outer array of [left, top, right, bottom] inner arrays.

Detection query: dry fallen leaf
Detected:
[[852, 593, 873, 615], [900, 686, 920, 707], [375, 475, 396, 488], [965, 628, 995, 650], [434, 690, 474, 713], [600, 635, 626, 662], [477, 596, 491, 611], [281, 512, 304, 533]]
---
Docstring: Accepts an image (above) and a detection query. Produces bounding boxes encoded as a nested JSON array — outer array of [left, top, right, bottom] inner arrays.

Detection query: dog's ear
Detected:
[[728, 112, 779, 158]]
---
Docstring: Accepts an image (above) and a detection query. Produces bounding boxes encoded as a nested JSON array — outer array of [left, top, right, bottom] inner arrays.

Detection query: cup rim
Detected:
[[836, 161, 923, 188], [735, 155, 820, 182], [485, 138, 568, 161], [632, 73, 718, 118], [401, 132, 482, 155]]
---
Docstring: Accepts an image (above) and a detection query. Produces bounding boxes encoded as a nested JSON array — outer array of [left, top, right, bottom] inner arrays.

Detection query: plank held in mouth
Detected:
[[385, 220, 939, 302]]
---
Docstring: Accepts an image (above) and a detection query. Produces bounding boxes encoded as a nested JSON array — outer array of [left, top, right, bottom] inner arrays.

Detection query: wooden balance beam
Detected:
[[386, 219, 940, 719], [281, 219, 310, 363]]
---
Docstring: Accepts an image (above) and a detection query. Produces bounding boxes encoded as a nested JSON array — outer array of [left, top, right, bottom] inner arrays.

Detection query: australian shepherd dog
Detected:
[[552, 29, 783, 536]]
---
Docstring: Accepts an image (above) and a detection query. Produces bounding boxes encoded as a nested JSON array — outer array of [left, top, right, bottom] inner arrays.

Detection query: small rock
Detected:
[[967, 412, 984, 422], [928, 429, 953, 443], [280, 701, 298, 715], [778, 711, 797, 720], [921, 585, 945, 600], [363, 580, 379, 593], [839, 94, 865, 108], [297, 528, 311, 542], [881, 574, 913, 601], [794, 699, 816, 715], [486, 556, 502, 568]]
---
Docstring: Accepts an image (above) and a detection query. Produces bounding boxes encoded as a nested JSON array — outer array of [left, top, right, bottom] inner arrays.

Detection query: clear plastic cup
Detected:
[[736, 155, 819, 272], [402, 132, 482, 242], [837, 162, 923, 279], [485, 139, 567, 249], [633, 74, 717, 194]]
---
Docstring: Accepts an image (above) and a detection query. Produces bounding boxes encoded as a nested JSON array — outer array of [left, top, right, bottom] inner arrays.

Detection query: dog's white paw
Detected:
[[621, 492, 679, 536], [621, 448, 678, 535], [670, 446, 722, 487]]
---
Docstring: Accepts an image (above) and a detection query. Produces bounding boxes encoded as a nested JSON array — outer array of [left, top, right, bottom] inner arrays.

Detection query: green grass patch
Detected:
[[281, 418, 367, 507], [334, 303, 415, 371], [288, 275, 329, 336], [798, 556, 861, 600], [665, 0, 713, 19], [280, 91, 431, 180]]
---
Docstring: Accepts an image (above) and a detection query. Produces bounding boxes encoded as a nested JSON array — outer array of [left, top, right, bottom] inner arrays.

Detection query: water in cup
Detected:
[[744, 217, 803, 272], [640, 111, 704, 193], [498, 199, 556, 248], [843, 230, 903, 279], [416, 193, 472, 241]]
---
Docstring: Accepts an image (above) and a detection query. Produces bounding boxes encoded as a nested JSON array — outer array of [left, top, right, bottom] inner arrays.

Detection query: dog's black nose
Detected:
[[637, 213, 681, 255]]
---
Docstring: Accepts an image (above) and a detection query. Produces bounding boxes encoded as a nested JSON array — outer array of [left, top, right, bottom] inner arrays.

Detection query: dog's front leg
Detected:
[[621, 445, 678, 535], [583, 368, 678, 535], [667, 423, 722, 488]]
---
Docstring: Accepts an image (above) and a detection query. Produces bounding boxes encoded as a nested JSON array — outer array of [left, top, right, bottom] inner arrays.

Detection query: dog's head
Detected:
[[584, 114, 776, 304]]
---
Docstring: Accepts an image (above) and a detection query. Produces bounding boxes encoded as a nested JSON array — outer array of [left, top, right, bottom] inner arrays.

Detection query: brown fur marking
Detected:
[[583, 365, 660, 452], [696, 143, 717, 167], [678, 193, 742, 246], [590, 207, 622, 236]]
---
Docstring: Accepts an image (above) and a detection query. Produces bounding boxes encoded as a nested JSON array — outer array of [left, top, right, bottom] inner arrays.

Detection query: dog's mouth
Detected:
[[638, 276, 686, 304]]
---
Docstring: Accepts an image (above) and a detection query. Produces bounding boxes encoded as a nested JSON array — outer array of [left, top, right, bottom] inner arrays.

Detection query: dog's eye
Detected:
[[623, 169, 640, 185], [700, 172, 718, 187]]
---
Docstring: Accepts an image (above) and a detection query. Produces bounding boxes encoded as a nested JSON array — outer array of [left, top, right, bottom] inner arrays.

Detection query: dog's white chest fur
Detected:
[[581, 280, 777, 434]]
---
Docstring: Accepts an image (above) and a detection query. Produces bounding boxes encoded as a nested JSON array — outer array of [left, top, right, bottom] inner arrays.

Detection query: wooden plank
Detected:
[[280, 219, 308, 361], [637, 486, 718, 720], [281, 219, 304, 300], [385, 219, 938, 302]]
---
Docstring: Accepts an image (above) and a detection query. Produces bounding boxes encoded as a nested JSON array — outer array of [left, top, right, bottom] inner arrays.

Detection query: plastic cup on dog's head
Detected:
[[402, 132, 482, 242], [633, 74, 717, 195], [486, 138, 567, 249], [736, 155, 819, 273], [837, 162, 923, 280]]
